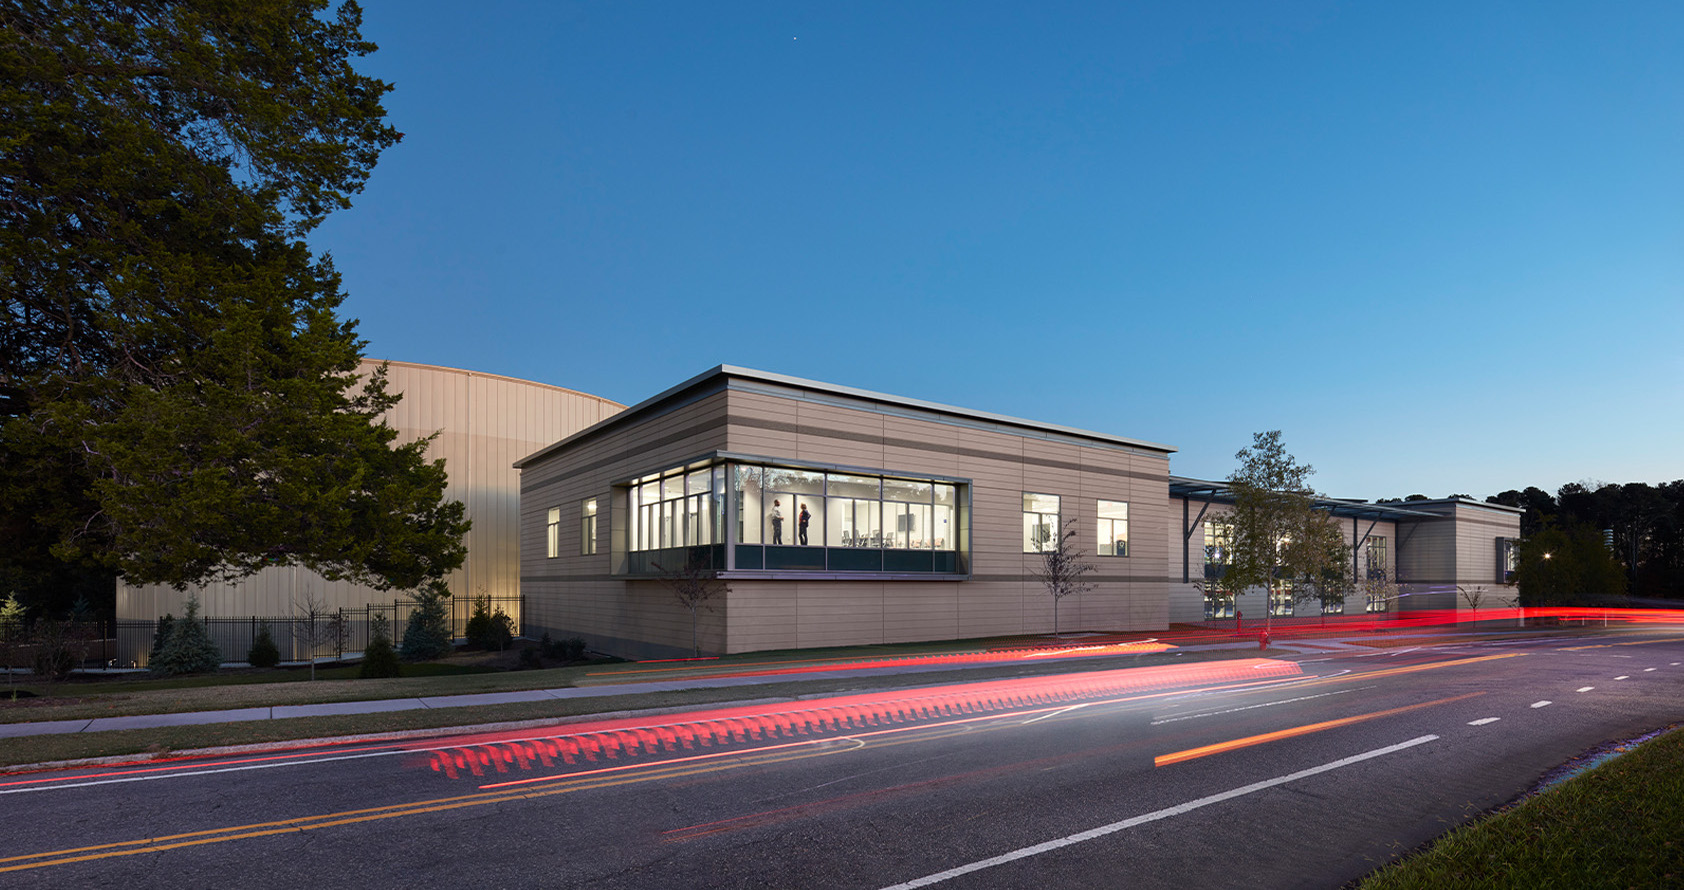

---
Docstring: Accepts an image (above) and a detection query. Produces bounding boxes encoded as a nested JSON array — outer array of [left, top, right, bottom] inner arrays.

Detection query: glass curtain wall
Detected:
[[632, 459, 963, 574]]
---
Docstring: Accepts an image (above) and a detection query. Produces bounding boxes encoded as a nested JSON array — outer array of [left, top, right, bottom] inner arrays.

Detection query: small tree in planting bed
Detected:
[[400, 579, 455, 661], [656, 551, 729, 657], [464, 591, 512, 651], [1, 595, 26, 687], [247, 621, 281, 668], [360, 613, 401, 678], [1035, 519, 1095, 637], [151, 596, 222, 676]]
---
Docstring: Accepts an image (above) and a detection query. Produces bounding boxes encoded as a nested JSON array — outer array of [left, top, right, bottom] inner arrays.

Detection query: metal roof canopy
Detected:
[[1168, 476, 1448, 522]]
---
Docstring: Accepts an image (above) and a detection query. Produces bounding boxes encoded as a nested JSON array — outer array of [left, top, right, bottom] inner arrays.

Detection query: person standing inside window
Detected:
[[770, 500, 784, 544], [798, 503, 811, 545]]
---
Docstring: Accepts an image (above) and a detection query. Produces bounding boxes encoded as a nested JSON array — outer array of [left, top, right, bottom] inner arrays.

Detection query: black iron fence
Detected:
[[97, 595, 524, 668]]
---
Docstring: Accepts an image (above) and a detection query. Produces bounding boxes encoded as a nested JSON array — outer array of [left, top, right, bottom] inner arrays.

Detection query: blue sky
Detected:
[[312, 1, 1682, 499]]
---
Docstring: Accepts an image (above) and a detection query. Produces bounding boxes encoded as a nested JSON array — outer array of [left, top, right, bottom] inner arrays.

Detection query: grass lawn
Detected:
[[1360, 726, 1684, 889]]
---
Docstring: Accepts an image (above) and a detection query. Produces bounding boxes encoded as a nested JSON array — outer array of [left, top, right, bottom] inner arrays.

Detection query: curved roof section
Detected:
[[363, 358, 624, 411]]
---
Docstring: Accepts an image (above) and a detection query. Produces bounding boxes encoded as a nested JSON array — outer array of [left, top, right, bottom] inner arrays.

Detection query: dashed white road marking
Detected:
[[1644, 668, 1657, 672], [1577, 686, 1595, 692], [1615, 675, 1630, 680], [1531, 701, 1552, 709], [1468, 717, 1501, 726], [876, 735, 1441, 890]]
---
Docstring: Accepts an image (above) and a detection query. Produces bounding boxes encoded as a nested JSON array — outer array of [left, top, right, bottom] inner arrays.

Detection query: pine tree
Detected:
[[247, 621, 281, 668], [399, 580, 455, 661], [1, 1, 467, 599], [359, 613, 401, 678], [151, 596, 222, 675]]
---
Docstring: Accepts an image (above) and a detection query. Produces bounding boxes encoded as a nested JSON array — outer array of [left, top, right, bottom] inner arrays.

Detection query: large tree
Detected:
[[1222, 431, 1348, 637], [1, 1, 467, 600]]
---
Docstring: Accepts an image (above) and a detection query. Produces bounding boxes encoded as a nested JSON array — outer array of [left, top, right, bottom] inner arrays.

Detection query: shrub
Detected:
[[247, 621, 281, 668], [151, 596, 222, 676], [516, 647, 542, 670], [399, 580, 455, 661], [31, 619, 77, 681], [464, 594, 513, 651], [539, 633, 586, 662], [360, 614, 401, 678]]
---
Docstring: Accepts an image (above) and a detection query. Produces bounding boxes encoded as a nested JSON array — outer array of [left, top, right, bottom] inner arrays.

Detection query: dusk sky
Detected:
[[311, 1, 1682, 500]]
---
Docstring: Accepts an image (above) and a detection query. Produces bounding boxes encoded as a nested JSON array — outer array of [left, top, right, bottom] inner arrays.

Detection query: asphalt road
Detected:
[[4, 627, 1682, 889]]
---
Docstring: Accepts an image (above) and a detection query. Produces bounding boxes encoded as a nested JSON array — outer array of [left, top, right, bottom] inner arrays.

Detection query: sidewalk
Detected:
[[0, 626, 1448, 741]]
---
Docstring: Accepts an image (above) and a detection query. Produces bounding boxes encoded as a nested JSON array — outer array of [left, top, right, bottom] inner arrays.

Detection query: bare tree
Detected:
[[293, 590, 344, 680], [1035, 519, 1096, 637], [655, 551, 730, 656], [1458, 584, 1517, 626]]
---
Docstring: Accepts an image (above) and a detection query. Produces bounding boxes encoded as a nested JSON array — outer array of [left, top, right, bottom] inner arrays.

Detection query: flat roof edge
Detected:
[[516, 365, 1176, 469]]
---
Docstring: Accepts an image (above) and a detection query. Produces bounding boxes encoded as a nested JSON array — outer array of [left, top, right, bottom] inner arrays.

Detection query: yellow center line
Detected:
[[0, 746, 854, 874], [1154, 692, 1485, 767]]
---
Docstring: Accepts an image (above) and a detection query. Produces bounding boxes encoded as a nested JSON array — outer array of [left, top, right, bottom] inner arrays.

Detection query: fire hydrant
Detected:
[[1259, 630, 1270, 651]]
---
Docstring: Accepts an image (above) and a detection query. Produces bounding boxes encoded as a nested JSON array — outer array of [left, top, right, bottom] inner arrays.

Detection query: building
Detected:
[[115, 360, 623, 664], [1166, 480, 1523, 623], [517, 366, 1523, 659]]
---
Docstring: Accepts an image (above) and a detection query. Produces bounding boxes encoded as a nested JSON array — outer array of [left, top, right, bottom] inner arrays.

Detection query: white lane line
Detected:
[[876, 735, 1440, 890], [1644, 668, 1657, 672], [1615, 675, 1630, 680], [1468, 718, 1501, 726], [1151, 688, 1360, 725], [1531, 701, 1553, 709], [1577, 687, 1595, 693], [1021, 704, 1090, 725]]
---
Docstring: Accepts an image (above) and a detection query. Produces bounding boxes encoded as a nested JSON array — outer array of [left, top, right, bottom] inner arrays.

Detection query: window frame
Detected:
[[1022, 492, 1061, 553], [580, 498, 598, 556], [1096, 500, 1129, 557]]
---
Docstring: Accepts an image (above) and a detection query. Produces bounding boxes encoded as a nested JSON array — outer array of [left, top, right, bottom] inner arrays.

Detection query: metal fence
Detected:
[[107, 595, 523, 668]]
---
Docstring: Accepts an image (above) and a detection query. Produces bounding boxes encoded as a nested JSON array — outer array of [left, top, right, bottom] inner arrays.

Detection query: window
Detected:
[[1497, 537, 1517, 583], [1204, 517, 1232, 579], [1270, 584, 1295, 617], [580, 499, 597, 555], [628, 466, 720, 552], [546, 507, 560, 559], [1023, 493, 1060, 552], [1366, 536, 1389, 579], [626, 459, 964, 574], [1097, 501, 1128, 556]]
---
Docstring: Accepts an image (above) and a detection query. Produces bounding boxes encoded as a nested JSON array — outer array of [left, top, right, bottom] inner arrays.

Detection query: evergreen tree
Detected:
[[151, 596, 221, 675], [0, 1, 467, 602], [148, 613, 175, 667], [359, 613, 400, 678], [398, 580, 454, 661], [0, 594, 24, 686], [247, 621, 281, 668]]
